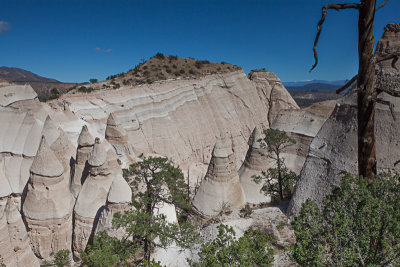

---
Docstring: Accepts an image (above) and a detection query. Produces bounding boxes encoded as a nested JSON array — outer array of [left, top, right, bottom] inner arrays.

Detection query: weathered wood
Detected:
[[357, 0, 377, 179], [310, 3, 360, 72], [376, 0, 388, 10], [336, 75, 358, 94]]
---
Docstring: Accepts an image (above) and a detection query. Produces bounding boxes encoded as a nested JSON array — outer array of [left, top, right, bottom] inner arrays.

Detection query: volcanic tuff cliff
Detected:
[[0, 66, 298, 264], [60, 69, 298, 179]]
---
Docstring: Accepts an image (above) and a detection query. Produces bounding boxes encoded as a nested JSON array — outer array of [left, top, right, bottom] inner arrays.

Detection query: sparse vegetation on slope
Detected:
[[104, 52, 241, 87]]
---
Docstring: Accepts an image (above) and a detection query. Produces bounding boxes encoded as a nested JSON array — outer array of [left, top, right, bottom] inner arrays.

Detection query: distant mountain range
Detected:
[[283, 79, 346, 87], [283, 80, 345, 107], [286, 83, 340, 93], [0, 66, 59, 83], [0, 66, 80, 101]]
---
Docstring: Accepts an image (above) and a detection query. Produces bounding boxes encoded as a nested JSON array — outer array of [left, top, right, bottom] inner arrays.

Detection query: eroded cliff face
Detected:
[[248, 70, 299, 125], [271, 107, 332, 175], [60, 70, 297, 173], [238, 126, 272, 204], [0, 68, 299, 264], [288, 23, 400, 216], [0, 197, 40, 267]]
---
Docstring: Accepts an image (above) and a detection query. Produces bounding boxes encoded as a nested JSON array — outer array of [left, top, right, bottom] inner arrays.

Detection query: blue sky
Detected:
[[0, 0, 398, 83]]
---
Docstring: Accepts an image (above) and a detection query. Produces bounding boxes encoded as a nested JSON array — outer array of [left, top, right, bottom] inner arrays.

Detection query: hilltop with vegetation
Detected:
[[84, 53, 240, 90]]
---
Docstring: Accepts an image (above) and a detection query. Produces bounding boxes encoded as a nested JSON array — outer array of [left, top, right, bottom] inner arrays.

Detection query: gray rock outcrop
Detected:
[[376, 23, 400, 90], [192, 135, 245, 216], [23, 136, 74, 260], [288, 23, 400, 216], [238, 126, 271, 204]]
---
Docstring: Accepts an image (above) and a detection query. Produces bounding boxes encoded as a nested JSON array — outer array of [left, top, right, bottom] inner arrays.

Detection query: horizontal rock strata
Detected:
[[59, 71, 298, 170]]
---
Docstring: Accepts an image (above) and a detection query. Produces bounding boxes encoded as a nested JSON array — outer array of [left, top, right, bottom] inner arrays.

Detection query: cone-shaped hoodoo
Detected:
[[105, 113, 134, 166], [239, 126, 272, 204], [42, 115, 60, 145], [71, 125, 95, 197], [88, 137, 107, 167], [73, 138, 113, 260], [105, 112, 127, 141], [78, 125, 95, 147], [1, 198, 40, 266], [192, 134, 245, 216], [23, 136, 74, 261], [96, 173, 132, 238], [30, 136, 64, 177]]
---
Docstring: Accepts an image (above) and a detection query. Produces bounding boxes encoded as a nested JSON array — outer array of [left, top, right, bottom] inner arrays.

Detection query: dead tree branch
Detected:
[[376, 0, 389, 10], [372, 98, 396, 120], [336, 74, 358, 94], [310, 3, 360, 72]]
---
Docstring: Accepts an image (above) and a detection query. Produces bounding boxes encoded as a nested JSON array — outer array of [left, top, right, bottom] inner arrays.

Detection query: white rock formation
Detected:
[[0, 69, 299, 263], [59, 71, 298, 171], [73, 138, 114, 260], [71, 125, 95, 197], [23, 136, 74, 260], [0, 197, 40, 267], [192, 135, 246, 216], [239, 126, 271, 204], [42, 115, 76, 189], [105, 112, 135, 167], [96, 174, 132, 238], [248, 70, 299, 125], [0, 111, 43, 195], [0, 83, 37, 107], [271, 109, 329, 174]]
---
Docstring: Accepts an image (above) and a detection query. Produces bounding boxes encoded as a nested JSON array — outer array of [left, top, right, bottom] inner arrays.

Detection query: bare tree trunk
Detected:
[[144, 182, 152, 266], [357, 0, 377, 180], [277, 152, 284, 201]]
